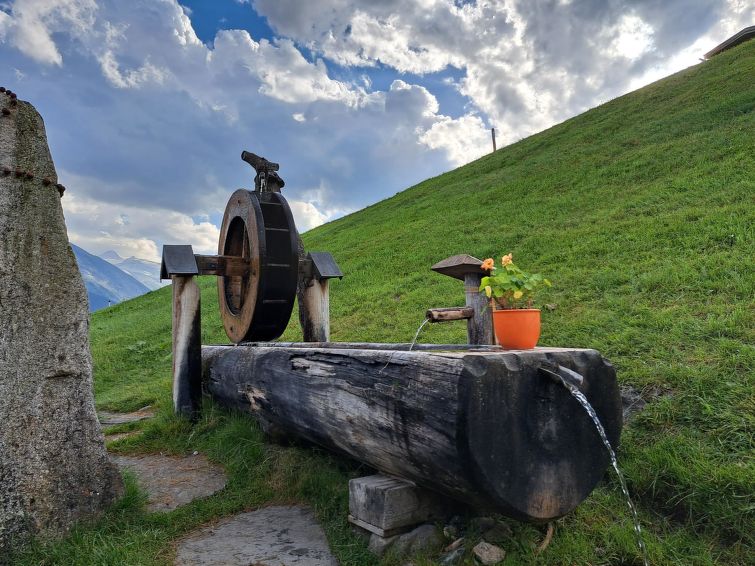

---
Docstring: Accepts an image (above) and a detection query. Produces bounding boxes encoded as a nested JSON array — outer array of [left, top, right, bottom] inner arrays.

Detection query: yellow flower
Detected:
[[513, 290, 523, 299], [481, 258, 495, 271], [484, 285, 492, 298], [501, 253, 513, 266]]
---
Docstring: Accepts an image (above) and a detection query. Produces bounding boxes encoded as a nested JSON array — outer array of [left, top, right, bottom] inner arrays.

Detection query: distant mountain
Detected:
[[100, 249, 123, 262], [71, 244, 150, 311], [101, 249, 167, 291]]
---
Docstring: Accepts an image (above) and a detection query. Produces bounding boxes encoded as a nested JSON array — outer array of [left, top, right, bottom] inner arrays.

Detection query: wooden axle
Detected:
[[202, 343, 623, 522], [194, 254, 253, 277]]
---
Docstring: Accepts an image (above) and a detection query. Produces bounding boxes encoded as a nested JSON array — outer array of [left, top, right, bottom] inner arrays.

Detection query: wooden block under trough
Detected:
[[348, 475, 448, 537]]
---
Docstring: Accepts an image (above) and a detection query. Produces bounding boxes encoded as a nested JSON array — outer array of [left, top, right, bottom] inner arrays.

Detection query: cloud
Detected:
[[0, 0, 97, 65], [252, 0, 754, 145], [62, 185, 220, 262], [419, 113, 490, 167], [2, 0, 752, 262]]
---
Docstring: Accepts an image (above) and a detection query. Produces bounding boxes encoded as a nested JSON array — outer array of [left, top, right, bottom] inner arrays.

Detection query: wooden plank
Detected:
[[194, 254, 252, 277], [426, 307, 474, 322], [202, 343, 622, 521], [172, 275, 201, 419]]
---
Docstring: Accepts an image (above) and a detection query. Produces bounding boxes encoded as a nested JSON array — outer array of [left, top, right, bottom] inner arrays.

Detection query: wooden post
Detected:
[[430, 254, 495, 345], [300, 279, 330, 342], [491, 127, 497, 152], [171, 275, 201, 419], [161, 245, 202, 418], [298, 251, 342, 342], [465, 272, 494, 345]]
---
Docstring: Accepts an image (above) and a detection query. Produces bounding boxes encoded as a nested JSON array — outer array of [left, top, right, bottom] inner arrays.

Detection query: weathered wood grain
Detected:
[[172, 275, 201, 418], [464, 272, 494, 345], [202, 344, 622, 521], [299, 279, 330, 342]]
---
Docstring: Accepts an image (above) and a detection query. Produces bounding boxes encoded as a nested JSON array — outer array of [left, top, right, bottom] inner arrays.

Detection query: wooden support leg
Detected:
[[299, 279, 330, 342], [464, 272, 494, 345], [172, 275, 201, 418]]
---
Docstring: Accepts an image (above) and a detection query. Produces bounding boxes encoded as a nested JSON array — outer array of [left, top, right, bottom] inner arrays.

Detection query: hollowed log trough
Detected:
[[202, 343, 622, 522]]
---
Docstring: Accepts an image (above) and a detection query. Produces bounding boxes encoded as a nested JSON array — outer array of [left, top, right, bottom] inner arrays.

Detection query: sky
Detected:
[[0, 0, 752, 262]]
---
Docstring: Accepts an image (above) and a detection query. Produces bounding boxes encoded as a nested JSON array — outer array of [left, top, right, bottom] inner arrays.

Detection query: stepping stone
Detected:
[[111, 453, 226, 512], [99, 405, 156, 425], [105, 431, 141, 442], [175, 505, 338, 566]]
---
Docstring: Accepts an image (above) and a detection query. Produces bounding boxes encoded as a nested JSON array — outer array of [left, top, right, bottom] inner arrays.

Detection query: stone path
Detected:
[[174, 506, 338, 566], [105, 431, 141, 442], [111, 453, 227, 512], [99, 405, 156, 425]]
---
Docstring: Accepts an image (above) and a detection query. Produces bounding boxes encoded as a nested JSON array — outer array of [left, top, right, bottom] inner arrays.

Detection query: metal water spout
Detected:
[[538, 362, 584, 388]]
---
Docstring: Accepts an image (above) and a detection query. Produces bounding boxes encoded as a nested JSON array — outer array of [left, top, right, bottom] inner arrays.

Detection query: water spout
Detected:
[[539, 364, 649, 566]]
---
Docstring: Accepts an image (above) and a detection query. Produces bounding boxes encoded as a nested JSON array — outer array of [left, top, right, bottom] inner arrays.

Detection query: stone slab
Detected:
[[174, 505, 338, 565], [99, 405, 155, 425], [111, 453, 226, 512]]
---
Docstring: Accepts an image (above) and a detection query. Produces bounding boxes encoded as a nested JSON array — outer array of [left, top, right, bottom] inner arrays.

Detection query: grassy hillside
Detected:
[[15, 41, 754, 565]]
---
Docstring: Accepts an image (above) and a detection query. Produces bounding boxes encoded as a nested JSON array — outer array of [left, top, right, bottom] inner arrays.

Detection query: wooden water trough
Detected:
[[164, 151, 623, 523]]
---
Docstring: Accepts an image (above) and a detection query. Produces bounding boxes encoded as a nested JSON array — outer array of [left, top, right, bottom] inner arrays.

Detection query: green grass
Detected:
[[11, 41, 755, 565]]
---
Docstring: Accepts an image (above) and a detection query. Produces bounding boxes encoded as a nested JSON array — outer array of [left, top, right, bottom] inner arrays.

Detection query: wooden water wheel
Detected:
[[217, 158, 299, 343]]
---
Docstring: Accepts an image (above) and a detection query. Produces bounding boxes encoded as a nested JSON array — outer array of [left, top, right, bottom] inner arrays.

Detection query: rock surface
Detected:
[[472, 541, 506, 565], [368, 523, 441, 558], [174, 505, 337, 565], [111, 453, 226, 512], [98, 405, 156, 425], [0, 93, 123, 552]]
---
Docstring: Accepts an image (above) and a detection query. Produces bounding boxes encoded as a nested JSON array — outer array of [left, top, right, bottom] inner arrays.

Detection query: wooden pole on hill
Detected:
[[491, 127, 497, 152]]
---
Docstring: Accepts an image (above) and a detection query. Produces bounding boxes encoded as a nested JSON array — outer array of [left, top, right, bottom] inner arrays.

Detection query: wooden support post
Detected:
[[430, 254, 495, 345], [300, 279, 330, 342], [465, 272, 494, 345], [298, 251, 343, 343], [171, 275, 201, 419]]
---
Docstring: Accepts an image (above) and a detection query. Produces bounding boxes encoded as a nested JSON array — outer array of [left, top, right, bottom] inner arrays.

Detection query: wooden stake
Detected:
[[172, 275, 201, 419], [491, 127, 497, 152]]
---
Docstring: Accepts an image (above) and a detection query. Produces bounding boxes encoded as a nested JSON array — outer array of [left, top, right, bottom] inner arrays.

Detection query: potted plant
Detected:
[[479, 253, 551, 349]]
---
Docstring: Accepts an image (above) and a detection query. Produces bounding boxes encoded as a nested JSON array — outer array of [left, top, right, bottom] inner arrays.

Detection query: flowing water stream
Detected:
[[378, 318, 430, 374], [546, 365, 650, 566]]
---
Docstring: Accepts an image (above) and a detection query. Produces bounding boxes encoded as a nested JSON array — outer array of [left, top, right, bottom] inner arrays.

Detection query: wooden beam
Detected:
[[194, 254, 252, 277], [172, 275, 201, 419], [203, 343, 622, 522]]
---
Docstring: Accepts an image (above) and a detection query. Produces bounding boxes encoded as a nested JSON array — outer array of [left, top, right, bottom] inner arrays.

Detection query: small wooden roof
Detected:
[[431, 254, 487, 280], [160, 245, 198, 280], [309, 251, 343, 280]]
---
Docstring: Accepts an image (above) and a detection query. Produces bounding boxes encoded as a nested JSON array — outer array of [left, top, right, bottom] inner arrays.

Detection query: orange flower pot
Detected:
[[492, 308, 541, 349]]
